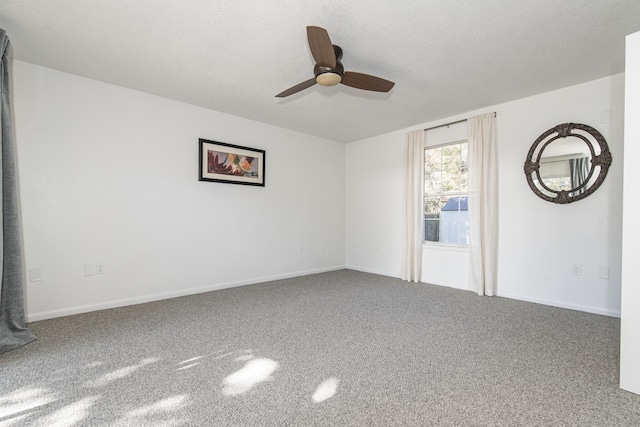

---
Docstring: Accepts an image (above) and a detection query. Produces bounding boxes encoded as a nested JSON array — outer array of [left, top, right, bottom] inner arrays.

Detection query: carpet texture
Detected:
[[1, 270, 639, 426]]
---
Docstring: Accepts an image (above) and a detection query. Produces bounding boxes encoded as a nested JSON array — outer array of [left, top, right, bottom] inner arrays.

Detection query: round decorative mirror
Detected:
[[524, 123, 612, 204]]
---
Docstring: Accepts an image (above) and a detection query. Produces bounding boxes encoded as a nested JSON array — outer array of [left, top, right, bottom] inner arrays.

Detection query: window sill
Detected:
[[422, 242, 469, 253]]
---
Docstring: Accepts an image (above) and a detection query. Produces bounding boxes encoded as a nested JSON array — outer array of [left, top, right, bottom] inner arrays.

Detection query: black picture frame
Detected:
[[198, 139, 265, 186]]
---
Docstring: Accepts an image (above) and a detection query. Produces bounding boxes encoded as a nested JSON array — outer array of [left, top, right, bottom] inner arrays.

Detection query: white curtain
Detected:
[[401, 130, 425, 282], [467, 113, 498, 296]]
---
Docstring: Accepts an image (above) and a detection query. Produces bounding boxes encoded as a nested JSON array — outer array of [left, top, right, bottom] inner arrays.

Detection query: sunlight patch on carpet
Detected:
[[176, 363, 199, 371], [127, 395, 189, 417], [0, 387, 58, 419], [222, 358, 279, 396], [177, 356, 203, 371], [179, 356, 203, 364], [0, 412, 33, 426], [35, 396, 98, 427], [312, 377, 339, 403], [85, 361, 104, 368], [84, 358, 159, 388]]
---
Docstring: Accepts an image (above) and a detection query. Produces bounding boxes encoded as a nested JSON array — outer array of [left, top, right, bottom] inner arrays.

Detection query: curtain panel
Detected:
[[467, 113, 498, 296], [0, 28, 37, 354], [401, 130, 425, 283]]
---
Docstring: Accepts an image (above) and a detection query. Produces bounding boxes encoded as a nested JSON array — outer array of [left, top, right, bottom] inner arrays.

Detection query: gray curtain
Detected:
[[569, 156, 589, 196], [0, 28, 36, 354]]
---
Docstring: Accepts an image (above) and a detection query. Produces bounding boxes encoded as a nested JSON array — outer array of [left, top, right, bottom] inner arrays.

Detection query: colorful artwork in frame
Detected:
[[198, 139, 265, 186]]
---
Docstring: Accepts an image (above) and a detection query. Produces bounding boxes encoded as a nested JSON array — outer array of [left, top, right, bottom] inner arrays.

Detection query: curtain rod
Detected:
[[424, 112, 497, 132]]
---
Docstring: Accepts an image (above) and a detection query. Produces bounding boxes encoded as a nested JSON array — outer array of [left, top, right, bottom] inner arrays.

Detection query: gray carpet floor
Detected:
[[1, 269, 639, 426]]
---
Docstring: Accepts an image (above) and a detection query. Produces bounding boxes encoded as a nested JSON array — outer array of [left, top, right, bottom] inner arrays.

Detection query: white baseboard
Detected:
[[425, 281, 469, 291], [345, 265, 471, 291], [347, 265, 620, 318], [26, 264, 346, 322], [497, 291, 621, 318], [345, 264, 400, 278], [31, 265, 619, 322]]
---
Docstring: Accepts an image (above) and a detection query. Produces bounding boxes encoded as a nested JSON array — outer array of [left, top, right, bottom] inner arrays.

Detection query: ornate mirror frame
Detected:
[[523, 123, 612, 204]]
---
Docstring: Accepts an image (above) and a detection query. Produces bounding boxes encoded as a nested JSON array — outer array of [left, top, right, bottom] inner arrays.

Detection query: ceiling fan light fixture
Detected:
[[316, 72, 342, 86]]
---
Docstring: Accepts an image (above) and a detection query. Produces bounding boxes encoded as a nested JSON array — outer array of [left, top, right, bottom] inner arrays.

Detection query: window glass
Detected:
[[424, 142, 469, 245]]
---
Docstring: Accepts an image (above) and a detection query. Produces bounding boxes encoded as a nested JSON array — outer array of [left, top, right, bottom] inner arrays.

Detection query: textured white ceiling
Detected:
[[1, 1, 640, 142]]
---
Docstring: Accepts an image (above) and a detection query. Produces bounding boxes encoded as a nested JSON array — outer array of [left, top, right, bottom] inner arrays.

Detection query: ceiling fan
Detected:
[[276, 26, 395, 98]]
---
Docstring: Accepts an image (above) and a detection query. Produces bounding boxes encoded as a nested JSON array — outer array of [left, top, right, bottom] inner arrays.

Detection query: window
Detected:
[[424, 141, 469, 245]]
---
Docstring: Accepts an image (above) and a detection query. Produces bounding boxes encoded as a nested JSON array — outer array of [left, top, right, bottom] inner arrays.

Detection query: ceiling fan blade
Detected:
[[307, 26, 336, 68], [275, 78, 317, 98], [341, 71, 395, 92]]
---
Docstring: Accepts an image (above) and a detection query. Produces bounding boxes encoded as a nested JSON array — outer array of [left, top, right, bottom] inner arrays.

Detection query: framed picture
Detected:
[[198, 139, 265, 186]]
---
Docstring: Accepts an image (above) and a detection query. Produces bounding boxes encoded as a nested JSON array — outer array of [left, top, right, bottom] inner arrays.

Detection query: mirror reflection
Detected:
[[535, 136, 591, 196]]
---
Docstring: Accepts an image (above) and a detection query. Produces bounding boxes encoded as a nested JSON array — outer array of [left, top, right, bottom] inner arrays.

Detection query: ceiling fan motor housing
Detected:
[[314, 45, 344, 86]]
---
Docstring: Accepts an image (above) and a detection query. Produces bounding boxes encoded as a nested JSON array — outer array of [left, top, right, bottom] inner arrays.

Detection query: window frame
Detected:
[[423, 139, 469, 248]]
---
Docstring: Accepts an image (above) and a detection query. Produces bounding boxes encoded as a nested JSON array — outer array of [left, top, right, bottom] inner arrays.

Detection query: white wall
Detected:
[[620, 31, 640, 395], [346, 74, 624, 316], [13, 59, 626, 323], [13, 61, 346, 321]]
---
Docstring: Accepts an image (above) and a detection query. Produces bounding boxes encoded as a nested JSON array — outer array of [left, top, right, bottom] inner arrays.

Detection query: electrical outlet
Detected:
[[84, 263, 96, 276], [598, 267, 610, 280], [29, 267, 42, 282], [96, 263, 105, 274], [572, 264, 582, 276]]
